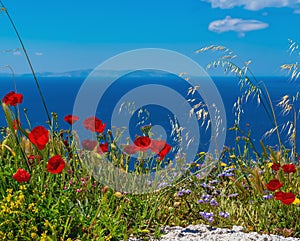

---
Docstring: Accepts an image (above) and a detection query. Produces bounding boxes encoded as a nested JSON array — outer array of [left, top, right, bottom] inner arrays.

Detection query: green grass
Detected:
[[0, 101, 299, 240]]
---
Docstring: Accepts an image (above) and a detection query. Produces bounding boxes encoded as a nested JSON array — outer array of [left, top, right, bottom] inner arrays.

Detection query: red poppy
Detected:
[[157, 143, 171, 160], [81, 139, 97, 151], [282, 164, 296, 173], [64, 114, 79, 125], [13, 119, 21, 130], [96, 143, 109, 154], [134, 136, 151, 151], [28, 126, 49, 150], [274, 191, 284, 200], [271, 163, 281, 171], [2, 91, 23, 106], [149, 140, 165, 153], [47, 155, 65, 174], [265, 179, 283, 191], [83, 116, 106, 133], [124, 145, 139, 155], [27, 154, 41, 166], [280, 192, 296, 205], [150, 140, 171, 160], [13, 168, 30, 182]]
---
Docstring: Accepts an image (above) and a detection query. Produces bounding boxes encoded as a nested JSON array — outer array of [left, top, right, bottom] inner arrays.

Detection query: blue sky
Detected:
[[0, 0, 300, 76]]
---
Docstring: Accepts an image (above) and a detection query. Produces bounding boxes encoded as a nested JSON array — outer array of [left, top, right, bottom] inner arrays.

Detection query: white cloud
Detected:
[[35, 52, 43, 56], [13, 51, 21, 56], [202, 0, 300, 11], [293, 8, 300, 13], [208, 16, 269, 36]]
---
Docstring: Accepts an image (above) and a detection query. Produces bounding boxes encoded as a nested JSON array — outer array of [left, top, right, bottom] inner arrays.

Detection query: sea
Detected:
[[1, 71, 300, 160]]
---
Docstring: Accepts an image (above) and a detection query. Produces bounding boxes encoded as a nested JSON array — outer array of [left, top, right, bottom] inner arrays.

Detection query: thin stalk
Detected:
[[0, 2, 52, 126]]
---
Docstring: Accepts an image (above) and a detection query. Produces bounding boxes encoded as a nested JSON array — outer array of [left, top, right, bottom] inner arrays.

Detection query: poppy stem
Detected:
[[0, 1, 52, 126]]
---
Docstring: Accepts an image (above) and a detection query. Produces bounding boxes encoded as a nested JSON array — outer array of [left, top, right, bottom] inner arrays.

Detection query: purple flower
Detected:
[[177, 189, 191, 196], [224, 173, 234, 177], [209, 180, 219, 185], [219, 211, 230, 218], [197, 199, 205, 204], [263, 194, 273, 200], [228, 193, 238, 198], [200, 211, 214, 223], [210, 199, 218, 207], [200, 194, 212, 203]]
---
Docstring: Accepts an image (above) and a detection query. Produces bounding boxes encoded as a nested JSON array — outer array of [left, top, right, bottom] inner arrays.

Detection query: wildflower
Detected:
[[63, 114, 79, 125], [200, 194, 212, 203], [274, 191, 296, 205], [200, 211, 214, 223], [98, 143, 109, 153], [134, 136, 151, 151], [263, 194, 273, 200], [282, 164, 296, 173], [266, 179, 283, 191], [220, 162, 227, 167], [76, 189, 81, 193], [293, 198, 300, 205], [219, 211, 230, 218], [81, 139, 97, 151], [83, 116, 106, 133], [229, 154, 236, 159], [157, 143, 171, 160], [12, 168, 30, 182], [27, 154, 41, 166], [47, 155, 65, 174], [2, 91, 23, 106], [224, 168, 235, 172], [210, 198, 218, 206], [177, 189, 191, 197], [114, 192, 123, 198], [28, 126, 49, 150], [150, 140, 171, 160], [274, 191, 284, 200], [209, 180, 219, 185], [228, 193, 238, 197], [271, 163, 281, 171], [12, 119, 20, 130], [279, 192, 296, 205]]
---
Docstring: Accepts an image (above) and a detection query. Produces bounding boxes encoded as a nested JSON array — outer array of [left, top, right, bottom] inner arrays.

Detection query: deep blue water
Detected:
[[1, 72, 300, 158]]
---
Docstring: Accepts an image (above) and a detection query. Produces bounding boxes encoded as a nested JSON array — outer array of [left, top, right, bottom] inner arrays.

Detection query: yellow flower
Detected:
[[105, 235, 112, 241], [114, 192, 123, 198], [44, 220, 50, 228], [199, 152, 206, 156], [6, 188, 13, 194], [31, 233, 37, 238], [267, 162, 273, 168], [293, 198, 300, 205], [220, 162, 227, 167], [20, 185, 27, 190], [229, 154, 236, 159], [28, 203, 35, 210]]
